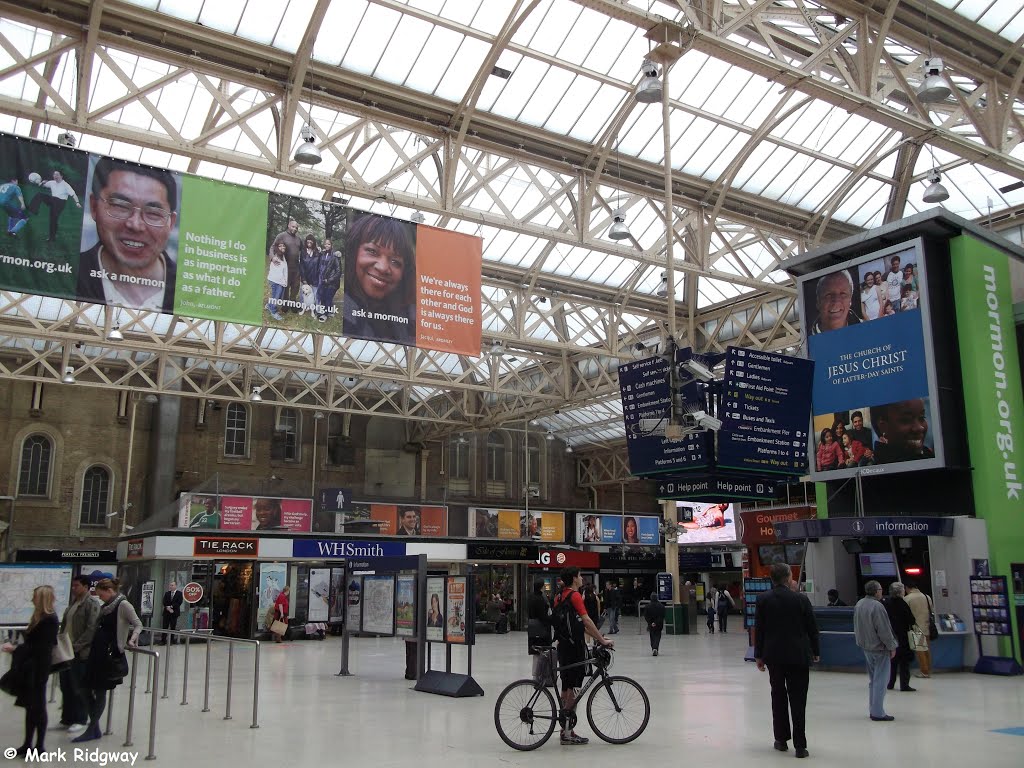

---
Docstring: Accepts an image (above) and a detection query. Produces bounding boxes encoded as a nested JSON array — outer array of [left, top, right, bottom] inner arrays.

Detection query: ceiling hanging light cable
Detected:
[[916, 6, 951, 104], [294, 54, 322, 165], [922, 170, 950, 203], [607, 139, 632, 240]]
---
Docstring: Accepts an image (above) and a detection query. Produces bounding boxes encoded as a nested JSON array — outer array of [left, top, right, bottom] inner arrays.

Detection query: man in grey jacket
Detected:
[[58, 576, 101, 734], [853, 580, 898, 721]]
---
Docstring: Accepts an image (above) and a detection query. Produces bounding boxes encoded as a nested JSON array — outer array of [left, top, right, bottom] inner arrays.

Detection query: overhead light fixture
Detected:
[[635, 58, 663, 104], [656, 272, 668, 298], [107, 325, 124, 342], [545, 429, 555, 441], [410, 212, 425, 224], [314, 411, 325, 420], [294, 123, 322, 165], [608, 208, 631, 240], [62, 366, 76, 384], [917, 57, 952, 103], [250, 386, 263, 402], [144, 394, 159, 405], [489, 340, 505, 358], [922, 170, 950, 204], [457, 434, 469, 445], [529, 418, 539, 426], [565, 444, 573, 454]]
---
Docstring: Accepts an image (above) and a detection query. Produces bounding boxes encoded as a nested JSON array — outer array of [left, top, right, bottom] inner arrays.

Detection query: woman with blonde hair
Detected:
[[1, 585, 59, 756], [74, 578, 141, 743]]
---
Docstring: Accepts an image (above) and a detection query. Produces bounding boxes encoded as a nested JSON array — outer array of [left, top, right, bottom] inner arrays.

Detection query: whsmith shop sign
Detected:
[[291, 539, 407, 559], [773, 516, 955, 541]]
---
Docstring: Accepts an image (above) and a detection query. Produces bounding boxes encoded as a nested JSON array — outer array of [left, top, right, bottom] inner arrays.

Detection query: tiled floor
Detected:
[[2, 618, 1022, 766]]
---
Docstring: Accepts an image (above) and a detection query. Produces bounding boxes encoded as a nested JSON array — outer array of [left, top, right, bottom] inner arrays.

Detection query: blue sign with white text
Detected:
[[773, 516, 954, 541], [636, 517, 660, 545], [292, 539, 407, 559], [600, 516, 622, 544], [718, 347, 814, 476]]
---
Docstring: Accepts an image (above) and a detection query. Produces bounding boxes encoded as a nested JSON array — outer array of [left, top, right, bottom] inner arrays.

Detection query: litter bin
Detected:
[[404, 639, 418, 680]]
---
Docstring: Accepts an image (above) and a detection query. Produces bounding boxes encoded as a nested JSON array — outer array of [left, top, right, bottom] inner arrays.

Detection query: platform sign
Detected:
[[619, 353, 709, 476], [718, 347, 813, 476], [657, 572, 673, 602]]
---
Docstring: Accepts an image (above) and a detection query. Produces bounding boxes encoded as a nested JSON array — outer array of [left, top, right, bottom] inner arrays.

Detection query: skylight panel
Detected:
[[491, 57, 549, 120], [155, 0, 200, 22], [272, 0, 318, 53], [566, 83, 621, 143], [198, 0, 246, 35], [313, 1, 367, 65], [345, 4, 402, 77], [518, 66, 575, 127], [527, 1, 581, 56], [380, 15, 436, 86], [542, 76, 600, 136], [236, 2, 286, 46], [434, 37, 492, 101]]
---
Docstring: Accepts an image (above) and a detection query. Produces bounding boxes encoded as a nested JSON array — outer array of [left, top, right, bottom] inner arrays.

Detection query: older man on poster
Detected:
[[808, 270, 860, 335], [77, 157, 178, 312]]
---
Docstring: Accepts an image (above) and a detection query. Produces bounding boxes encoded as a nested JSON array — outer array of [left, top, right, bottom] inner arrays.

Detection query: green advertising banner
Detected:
[[175, 177, 267, 324], [0, 132, 482, 354], [950, 234, 1024, 660]]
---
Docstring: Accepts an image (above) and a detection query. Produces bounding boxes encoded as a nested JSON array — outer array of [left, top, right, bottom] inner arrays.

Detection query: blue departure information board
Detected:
[[619, 354, 710, 476], [717, 347, 814, 476]]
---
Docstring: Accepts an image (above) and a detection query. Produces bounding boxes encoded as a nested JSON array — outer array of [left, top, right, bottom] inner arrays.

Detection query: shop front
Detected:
[[15, 549, 117, 582], [466, 542, 538, 632], [529, 549, 601, 600], [117, 531, 466, 639]]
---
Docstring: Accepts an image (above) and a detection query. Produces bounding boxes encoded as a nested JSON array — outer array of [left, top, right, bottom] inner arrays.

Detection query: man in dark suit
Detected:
[[754, 562, 820, 759], [162, 580, 183, 643]]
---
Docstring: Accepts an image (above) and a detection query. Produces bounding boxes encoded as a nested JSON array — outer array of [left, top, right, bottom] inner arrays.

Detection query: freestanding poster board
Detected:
[[415, 567, 483, 698]]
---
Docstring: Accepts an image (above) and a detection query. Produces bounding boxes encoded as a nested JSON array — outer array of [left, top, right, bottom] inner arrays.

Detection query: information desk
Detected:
[[813, 607, 968, 671]]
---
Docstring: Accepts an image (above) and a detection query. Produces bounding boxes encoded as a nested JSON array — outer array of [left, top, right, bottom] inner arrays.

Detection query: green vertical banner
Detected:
[[950, 234, 1024, 661], [174, 177, 268, 324]]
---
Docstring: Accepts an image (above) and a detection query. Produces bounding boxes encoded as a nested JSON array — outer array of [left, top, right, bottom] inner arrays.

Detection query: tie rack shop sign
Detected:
[[193, 537, 259, 558], [126, 540, 145, 559]]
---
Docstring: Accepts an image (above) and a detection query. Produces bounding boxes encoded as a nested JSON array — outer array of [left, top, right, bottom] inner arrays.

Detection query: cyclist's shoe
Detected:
[[560, 733, 589, 745]]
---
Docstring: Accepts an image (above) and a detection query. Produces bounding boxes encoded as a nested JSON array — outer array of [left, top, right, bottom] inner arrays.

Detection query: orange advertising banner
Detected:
[[497, 510, 521, 539], [420, 506, 448, 537], [540, 512, 565, 542], [414, 225, 482, 355], [371, 505, 397, 535]]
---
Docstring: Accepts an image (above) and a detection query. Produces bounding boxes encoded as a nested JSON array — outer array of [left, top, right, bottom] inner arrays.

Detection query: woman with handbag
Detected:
[[904, 580, 933, 678], [74, 578, 142, 743], [271, 586, 291, 643], [1, 585, 59, 757]]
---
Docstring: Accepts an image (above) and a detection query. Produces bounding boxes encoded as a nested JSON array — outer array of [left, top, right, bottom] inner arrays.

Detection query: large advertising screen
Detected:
[[0, 133, 482, 355], [674, 502, 738, 544], [178, 493, 313, 532], [799, 239, 944, 480], [576, 513, 661, 545]]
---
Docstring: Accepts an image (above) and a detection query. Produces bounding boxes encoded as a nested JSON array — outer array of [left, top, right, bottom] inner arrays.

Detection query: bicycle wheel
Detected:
[[586, 675, 650, 744], [494, 679, 558, 751]]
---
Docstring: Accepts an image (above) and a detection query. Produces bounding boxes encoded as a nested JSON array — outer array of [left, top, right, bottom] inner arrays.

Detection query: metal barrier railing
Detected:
[[123, 646, 160, 761], [142, 627, 260, 729]]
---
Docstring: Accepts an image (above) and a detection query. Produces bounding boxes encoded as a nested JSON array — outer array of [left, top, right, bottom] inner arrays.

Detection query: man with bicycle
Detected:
[[554, 566, 613, 745]]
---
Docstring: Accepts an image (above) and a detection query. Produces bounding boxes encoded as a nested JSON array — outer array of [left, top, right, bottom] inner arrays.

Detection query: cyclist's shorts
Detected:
[[557, 643, 586, 688]]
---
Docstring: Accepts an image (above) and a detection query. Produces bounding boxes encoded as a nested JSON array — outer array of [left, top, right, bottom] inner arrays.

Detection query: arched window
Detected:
[[486, 431, 506, 482], [18, 434, 52, 496], [224, 403, 249, 457], [80, 466, 111, 526]]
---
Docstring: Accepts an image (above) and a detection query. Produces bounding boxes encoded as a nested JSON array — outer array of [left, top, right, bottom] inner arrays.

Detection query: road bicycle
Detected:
[[493, 644, 650, 750]]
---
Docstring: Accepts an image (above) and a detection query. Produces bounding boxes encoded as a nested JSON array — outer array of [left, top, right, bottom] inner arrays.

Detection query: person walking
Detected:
[[853, 580, 898, 722], [57, 576, 100, 735], [271, 586, 291, 643], [603, 581, 621, 634], [754, 563, 820, 759], [74, 578, 142, 743], [883, 583, 917, 692], [717, 586, 736, 633], [1, 585, 59, 757], [706, 586, 717, 634], [582, 584, 602, 629], [643, 592, 666, 656], [903, 580, 933, 678]]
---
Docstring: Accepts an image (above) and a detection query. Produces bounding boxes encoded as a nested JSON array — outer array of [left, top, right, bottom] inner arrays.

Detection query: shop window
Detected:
[[224, 403, 249, 458], [271, 407, 300, 462], [79, 465, 111, 526], [18, 434, 52, 497]]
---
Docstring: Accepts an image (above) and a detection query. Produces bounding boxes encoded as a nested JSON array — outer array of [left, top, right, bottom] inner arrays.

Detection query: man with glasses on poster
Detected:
[[77, 157, 178, 312]]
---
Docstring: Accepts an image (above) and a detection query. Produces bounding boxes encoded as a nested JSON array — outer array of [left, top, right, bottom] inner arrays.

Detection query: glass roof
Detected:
[[2, 0, 1023, 453]]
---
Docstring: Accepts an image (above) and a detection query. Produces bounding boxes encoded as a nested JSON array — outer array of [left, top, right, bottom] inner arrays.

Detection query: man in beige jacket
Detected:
[[903, 580, 933, 678]]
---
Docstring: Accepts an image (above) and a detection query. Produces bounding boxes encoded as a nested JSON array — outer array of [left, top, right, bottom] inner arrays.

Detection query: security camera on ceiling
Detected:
[[56, 132, 76, 148]]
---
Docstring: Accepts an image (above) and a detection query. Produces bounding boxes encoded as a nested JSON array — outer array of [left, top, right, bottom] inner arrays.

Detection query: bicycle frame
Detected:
[[529, 646, 615, 720]]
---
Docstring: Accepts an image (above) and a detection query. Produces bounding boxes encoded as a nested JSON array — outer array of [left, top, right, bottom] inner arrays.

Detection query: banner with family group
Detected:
[[178, 492, 313, 532], [798, 238, 944, 480], [0, 133, 482, 355]]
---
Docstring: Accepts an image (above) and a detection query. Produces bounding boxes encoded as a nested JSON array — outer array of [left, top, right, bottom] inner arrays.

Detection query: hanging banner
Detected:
[[0, 133, 482, 355]]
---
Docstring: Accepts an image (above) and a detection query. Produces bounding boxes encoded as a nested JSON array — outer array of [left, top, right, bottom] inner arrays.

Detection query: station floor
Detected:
[[2, 617, 1023, 766]]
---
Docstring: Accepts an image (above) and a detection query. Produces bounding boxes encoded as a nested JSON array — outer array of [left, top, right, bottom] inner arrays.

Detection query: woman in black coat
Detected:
[[643, 592, 667, 656], [883, 583, 917, 692], [1, 585, 59, 756]]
